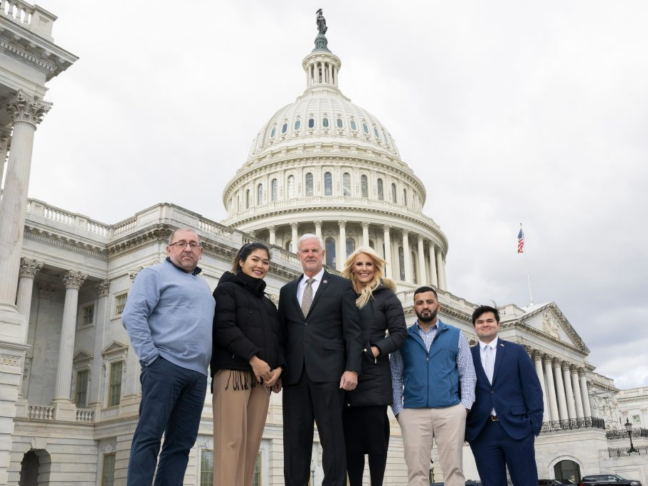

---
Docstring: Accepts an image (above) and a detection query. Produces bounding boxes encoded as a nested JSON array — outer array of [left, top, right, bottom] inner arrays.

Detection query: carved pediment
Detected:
[[520, 303, 589, 353], [101, 341, 129, 359], [72, 350, 93, 365]]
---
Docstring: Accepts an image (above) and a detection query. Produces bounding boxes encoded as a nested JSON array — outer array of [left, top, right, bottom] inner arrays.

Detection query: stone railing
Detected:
[[28, 404, 54, 421], [76, 409, 94, 423], [541, 416, 605, 433], [606, 428, 648, 440], [607, 445, 648, 457], [0, 0, 57, 38], [112, 216, 137, 236], [198, 218, 234, 238], [27, 199, 112, 239]]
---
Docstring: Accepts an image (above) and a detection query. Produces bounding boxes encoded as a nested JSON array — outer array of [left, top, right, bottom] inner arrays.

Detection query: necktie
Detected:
[[484, 345, 494, 384], [301, 278, 315, 316]]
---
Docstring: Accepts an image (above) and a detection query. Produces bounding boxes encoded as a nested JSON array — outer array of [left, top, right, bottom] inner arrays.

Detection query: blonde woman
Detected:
[[342, 247, 407, 486]]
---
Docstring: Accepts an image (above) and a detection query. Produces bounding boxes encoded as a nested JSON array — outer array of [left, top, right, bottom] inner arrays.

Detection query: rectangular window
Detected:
[[200, 449, 214, 486], [102, 453, 116, 486], [81, 304, 95, 326], [108, 362, 122, 407], [633, 415, 641, 423], [115, 293, 128, 316], [75, 369, 89, 408]]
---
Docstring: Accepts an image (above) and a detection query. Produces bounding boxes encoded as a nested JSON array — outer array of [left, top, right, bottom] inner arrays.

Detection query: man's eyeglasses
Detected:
[[169, 241, 202, 250]]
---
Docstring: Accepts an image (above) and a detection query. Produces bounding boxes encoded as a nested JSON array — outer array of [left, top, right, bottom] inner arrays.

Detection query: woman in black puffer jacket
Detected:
[[342, 246, 407, 486], [211, 242, 283, 486]]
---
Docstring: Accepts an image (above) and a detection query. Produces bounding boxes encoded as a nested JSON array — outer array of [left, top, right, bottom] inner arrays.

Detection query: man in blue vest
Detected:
[[391, 286, 476, 486]]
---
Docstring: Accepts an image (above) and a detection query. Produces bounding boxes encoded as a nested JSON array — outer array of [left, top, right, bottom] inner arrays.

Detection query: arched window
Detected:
[[322, 117, 329, 128], [281, 123, 288, 134], [305, 173, 314, 197], [271, 179, 278, 202], [343, 173, 351, 196], [294, 119, 301, 130], [377, 178, 384, 201], [270, 127, 276, 138], [336, 118, 344, 128], [403, 188, 407, 205], [374, 127, 381, 138], [361, 175, 368, 198], [324, 172, 333, 196], [398, 246, 405, 281], [308, 118, 315, 129], [391, 183, 397, 203], [245, 189, 250, 209], [346, 238, 355, 257], [325, 237, 336, 268], [411, 251, 418, 284], [257, 183, 264, 205], [362, 122, 369, 134], [553, 460, 581, 483], [287, 175, 295, 199], [350, 120, 358, 131]]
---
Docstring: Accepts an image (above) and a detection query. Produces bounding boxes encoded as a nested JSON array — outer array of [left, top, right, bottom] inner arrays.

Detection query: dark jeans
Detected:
[[127, 357, 207, 486]]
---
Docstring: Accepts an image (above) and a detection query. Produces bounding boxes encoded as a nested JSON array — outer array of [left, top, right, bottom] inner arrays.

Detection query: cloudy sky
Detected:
[[31, 0, 648, 389]]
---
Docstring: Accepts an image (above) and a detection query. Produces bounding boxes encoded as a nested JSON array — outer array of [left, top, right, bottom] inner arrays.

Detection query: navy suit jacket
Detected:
[[465, 339, 543, 442]]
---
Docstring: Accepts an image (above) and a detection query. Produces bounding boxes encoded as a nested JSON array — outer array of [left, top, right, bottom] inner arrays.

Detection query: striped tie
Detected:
[[301, 278, 315, 316]]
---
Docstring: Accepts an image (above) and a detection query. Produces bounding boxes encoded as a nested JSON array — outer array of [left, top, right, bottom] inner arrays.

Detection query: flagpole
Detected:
[[520, 223, 534, 306]]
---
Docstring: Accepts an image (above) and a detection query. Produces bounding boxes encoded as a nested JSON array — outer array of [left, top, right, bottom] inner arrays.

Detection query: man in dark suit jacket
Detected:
[[279, 234, 362, 486], [466, 305, 544, 486]]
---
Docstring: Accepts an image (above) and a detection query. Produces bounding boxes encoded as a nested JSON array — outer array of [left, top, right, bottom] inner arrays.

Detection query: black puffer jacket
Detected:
[[211, 271, 284, 376], [346, 279, 407, 407]]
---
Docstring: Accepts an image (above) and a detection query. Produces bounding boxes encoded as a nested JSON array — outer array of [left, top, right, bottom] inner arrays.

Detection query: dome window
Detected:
[[398, 247, 405, 281], [294, 120, 301, 130], [305, 173, 314, 197], [245, 189, 251, 209], [350, 120, 357, 131], [271, 179, 278, 202], [308, 118, 315, 129], [403, 188, 407, 205], [287, 175, 296, 199], [324, 172, 333, 196], [377, 179, 384, 201], [257, 183, 264, 205], [391, 183, 397, 203], [336, 118, 344, 129], [343, 173, 351, 196], [281, 123, 288, 134], [270, 127, 276, 138], [362, 123, 369, 134], [322, 117, 329, 128], [361, 175, 368, 198], [374, 127, 380, 138]]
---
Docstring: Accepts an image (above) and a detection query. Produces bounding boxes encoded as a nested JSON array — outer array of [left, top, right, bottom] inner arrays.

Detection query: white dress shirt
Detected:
[[479, 337, 498, 416], [297, 267, 325, 306]]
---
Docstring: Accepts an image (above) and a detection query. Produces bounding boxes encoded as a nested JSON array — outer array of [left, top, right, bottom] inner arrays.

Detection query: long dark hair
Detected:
[[231, 242, 271, 272]]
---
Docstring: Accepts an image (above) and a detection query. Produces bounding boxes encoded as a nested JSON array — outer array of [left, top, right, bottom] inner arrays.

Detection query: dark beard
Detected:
[[416, 309, 437, 323]]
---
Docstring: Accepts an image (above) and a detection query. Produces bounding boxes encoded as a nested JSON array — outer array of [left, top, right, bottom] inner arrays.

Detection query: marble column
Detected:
[[383, 226, 392, 279], [579, 369, 592, 417], [436, 250, 445, 290], [0, 92, 51, 342], [337, 221, 346, 271], [562, 362, 577, 420], [402, 231, 412, 282], [429, 245, 439, 287], [88, 280, 110, 410], [314, 220, 322, 241], [571, 366, 585, 419], [553, 359, 568, 422], [268, 226, 276, 245], [53, 271, 87, 402], [16, 258, 42, 344], [362, 222, 370, 247], [290, 222, 299, 252], [417, 236, 427, 285], [0, 126, 11, 191], [534, 353, 549, 423], [544, 356, 560, 422]]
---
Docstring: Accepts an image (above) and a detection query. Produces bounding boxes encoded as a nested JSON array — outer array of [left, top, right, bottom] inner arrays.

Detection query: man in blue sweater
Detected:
[[391, 286, 476, 486], [122, 228, 215, 486]]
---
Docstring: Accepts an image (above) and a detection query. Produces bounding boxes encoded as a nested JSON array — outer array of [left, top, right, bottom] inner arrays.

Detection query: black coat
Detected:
[[211, 271, 284, 376], [346, 279, 407, 407]]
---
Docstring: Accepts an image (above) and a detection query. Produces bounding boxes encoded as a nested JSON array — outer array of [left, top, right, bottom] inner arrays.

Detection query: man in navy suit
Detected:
[[466, 305, 543, 486]]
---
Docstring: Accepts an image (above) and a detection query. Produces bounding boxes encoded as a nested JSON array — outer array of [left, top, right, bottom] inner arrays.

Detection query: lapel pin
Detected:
[[500, 343, 504, 347], [323, 280, 328, 284]]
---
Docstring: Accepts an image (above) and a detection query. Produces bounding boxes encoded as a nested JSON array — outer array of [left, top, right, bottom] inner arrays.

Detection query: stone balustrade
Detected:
[[75, 409, 94, 423], [28, 405, 54, 421], [0, 0, 57, 38]]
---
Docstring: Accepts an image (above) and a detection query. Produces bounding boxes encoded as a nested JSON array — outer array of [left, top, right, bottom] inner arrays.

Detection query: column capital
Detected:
[[267, 225, 276, 231], [314, 220, 323, 228], [0, 126, 11, 142], [338, 220, 346, 228], [543, 354, 554, 366], [578, 368, 587, 378], [290, 222, 299, 230], [19, 258, 42, 279], [383, 225, 391, 232], [552, 357, 562, 368], [561, 361, 572, 372], [7, 91, 52, 128], [96, 280, 111, 298], [532, 351, 543, 362], [61, 271, 87, 290], [523, 344, 533, 355], [361, 221, 370, 229]]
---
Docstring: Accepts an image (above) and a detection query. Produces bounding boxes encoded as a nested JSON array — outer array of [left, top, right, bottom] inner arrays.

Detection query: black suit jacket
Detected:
[[279, 271, 362, 385]]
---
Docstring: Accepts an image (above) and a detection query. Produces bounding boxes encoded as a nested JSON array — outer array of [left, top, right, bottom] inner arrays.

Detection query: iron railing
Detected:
[[541, 417, 605, 433]]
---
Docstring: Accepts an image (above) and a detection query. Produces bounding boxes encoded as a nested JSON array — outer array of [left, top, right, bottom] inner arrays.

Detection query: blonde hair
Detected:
[[342, 246, 386, 309]]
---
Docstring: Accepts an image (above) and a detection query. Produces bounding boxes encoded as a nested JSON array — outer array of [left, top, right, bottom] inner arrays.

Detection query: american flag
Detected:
[[517, 228, 525, 254]]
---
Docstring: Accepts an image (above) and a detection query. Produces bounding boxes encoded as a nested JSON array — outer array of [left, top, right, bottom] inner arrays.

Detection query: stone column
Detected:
[[290, 222, 299, 252], [362, 222, 370, 247], [0, 127, 11, 190], [88, 280, 110, 411], [383, 226, 392, 279], [562, 363, 577, 420], [16, 258, 42, 344], [571, 366, 585, 419], [553, 359, 568, 422], [402, 231, 412, 282], [337, 221, 346, 271], [429, 245, 438, 287], [534, 352, 549, 423], [417, 236, 427, 285], [544, 356, 560, 423], [314, 220, 322, 241], [53, 271, 87, 406], [579, 369, 592, 417], [268, 226, 276, 245], [435, 250, 445, 290], [0, 92, 51, 342]]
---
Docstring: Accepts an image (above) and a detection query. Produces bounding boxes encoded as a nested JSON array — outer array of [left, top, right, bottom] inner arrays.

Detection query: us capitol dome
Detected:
[[222, 20, 449, 291]]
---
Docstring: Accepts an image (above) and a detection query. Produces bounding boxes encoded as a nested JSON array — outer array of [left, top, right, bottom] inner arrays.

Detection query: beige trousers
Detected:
[[398, 403, 466, 486], [212, 370, 270, 486]]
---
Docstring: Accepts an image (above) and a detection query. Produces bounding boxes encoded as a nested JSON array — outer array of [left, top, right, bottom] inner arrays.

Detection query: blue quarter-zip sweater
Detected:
[[401, 320, 461, 409]]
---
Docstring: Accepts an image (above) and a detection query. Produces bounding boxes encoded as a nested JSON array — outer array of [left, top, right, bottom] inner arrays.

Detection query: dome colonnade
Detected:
[[222, 27, 448, 290]]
